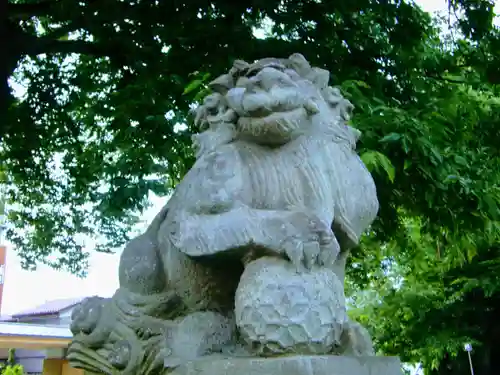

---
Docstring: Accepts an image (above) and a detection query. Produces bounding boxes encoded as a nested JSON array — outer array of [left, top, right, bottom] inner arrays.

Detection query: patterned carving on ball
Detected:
[[235, 257, 347, 355]]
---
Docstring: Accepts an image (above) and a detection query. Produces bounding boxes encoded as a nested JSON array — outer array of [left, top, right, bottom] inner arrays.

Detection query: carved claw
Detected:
[[338, 320, 375, 356], [281, 238, 305, 270], [318, 235, 341, 270], [281, 211, 339, 271]]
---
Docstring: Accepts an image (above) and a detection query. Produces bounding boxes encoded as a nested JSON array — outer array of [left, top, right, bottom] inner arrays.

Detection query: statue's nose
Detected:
[[251, 68, 296, 91], [226, 87, 246, 115], [239, 76, 263, 93], [249, 70, 275, 91]]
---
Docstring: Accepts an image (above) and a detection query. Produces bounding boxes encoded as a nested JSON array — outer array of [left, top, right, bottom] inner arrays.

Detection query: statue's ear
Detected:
[[288, 53, 311, 77], [193, 106, 208, 130], [307, 68, 329, 90], [340, 99, 355, 121], [233, 59, 250, 71], [208, 74, 233, 95]]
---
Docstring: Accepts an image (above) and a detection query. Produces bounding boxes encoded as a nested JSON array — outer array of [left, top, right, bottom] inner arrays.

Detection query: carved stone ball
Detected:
[[235, 256, 347, 355]]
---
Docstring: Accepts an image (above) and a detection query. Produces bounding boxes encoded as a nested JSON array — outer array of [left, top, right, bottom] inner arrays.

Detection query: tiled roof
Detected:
[[11, 297, 87, 318]]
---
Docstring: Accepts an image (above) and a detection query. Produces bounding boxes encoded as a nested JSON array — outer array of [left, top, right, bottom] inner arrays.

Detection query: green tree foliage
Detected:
[[344, 49, 500, 375], [0, 365, 25, 375], [2, 0, 461, 270], [3, 1, 500, 371], [339, 4, 500, 370], [0, 349, 24, 375], [342, 12, 500, 367]]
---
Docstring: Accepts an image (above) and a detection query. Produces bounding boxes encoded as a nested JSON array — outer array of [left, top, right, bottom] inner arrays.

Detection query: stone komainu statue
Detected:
[[67, 54, 379, 375]]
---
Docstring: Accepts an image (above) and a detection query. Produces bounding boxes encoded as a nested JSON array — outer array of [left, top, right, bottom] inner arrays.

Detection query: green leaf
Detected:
[[194, 87, 211, 102], [361, 150, 396, 183], [183, 79, 204, 95], [444, 175, 459, 183], [466, 246, 477, 263], [483, 194, 500, 220], [379, 132, 402, 143], [453, 155, 468, 167]]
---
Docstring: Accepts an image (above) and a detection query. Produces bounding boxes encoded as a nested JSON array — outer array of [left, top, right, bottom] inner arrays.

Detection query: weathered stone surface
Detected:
[[235, 257, 347, 355], [68, 53, 386, 375], [168, 355, 403, 375]]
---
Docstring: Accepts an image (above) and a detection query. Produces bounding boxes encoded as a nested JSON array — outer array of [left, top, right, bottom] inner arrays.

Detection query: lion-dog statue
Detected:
[[67, 53, 379, 375]]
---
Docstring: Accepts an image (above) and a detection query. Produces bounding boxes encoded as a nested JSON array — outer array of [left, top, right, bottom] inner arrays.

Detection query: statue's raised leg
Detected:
[[169, 205, 340, 271]]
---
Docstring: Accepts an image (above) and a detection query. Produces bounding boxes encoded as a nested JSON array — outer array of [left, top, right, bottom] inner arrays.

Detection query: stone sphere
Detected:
[[235, 257, 347, 355]]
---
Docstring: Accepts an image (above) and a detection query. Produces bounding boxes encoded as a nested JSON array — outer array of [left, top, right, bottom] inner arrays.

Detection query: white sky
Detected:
[[1, 194, 168, 314], [1, 0, 499, 316]]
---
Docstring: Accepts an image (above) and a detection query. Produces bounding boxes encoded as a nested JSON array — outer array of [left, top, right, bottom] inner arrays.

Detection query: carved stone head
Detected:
[[194, 53, 360, 150]]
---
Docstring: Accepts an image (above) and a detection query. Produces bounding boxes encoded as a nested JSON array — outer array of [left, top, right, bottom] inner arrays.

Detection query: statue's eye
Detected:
[[268, 64, 286, 72], [247, 64, 285, 76], [245, 69, 259, 78], [208, 106, 219, 116]]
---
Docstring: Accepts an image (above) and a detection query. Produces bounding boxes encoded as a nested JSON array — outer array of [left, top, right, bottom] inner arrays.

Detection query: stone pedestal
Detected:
[[168, 355, 403, 375]]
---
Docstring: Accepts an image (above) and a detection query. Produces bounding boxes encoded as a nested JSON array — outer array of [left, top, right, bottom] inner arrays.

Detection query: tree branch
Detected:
[[33, 36, 111, 57], [424, 73, 468, 85], [7, 0, 60, 19], [43, 23, 81, 40]]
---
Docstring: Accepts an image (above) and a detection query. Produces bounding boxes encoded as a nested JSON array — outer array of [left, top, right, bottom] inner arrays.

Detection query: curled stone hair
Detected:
[[207, 53, 354, 119]]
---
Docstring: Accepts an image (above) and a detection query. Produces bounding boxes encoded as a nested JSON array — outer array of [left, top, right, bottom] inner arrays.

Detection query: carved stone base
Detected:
[[168, 355, 403, 375]]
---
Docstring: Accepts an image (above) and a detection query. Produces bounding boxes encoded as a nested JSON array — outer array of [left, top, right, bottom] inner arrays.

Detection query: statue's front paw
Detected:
[[282, 238, 319, 270], [280, 211, 339, 270]]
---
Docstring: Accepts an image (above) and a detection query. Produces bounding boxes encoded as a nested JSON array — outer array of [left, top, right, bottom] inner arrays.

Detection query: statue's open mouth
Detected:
[[236, 107, 308, 143], [247, 107, 273, 118], [227, 88, 305, 119], [225, 87, 313, 142], [245, 103, 303, 118], [239, 107, 306, 124]]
